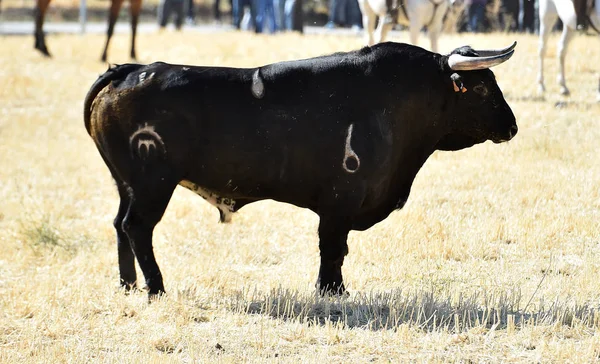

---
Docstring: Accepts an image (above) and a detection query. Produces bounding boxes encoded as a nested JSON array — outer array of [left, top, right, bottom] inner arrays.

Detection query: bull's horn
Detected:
[[472, 41, 517, 57], [448, 50, 515, 71]]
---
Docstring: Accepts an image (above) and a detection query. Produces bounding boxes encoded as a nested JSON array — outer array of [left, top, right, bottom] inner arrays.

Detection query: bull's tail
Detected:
[[84, 63, 144, 135]]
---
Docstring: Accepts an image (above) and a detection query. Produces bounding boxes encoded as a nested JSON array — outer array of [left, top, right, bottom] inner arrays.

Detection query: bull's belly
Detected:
[[179, 180, 236, 223], [178, 178, 318, 223]]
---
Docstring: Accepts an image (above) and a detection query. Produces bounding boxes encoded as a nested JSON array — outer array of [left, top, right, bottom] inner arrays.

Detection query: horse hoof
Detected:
[[35, 45, 51, 57], [537, 84, 545, 94]]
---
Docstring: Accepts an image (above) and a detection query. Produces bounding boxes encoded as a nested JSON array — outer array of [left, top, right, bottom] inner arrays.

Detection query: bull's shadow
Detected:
[[218, 286, 600, 332]]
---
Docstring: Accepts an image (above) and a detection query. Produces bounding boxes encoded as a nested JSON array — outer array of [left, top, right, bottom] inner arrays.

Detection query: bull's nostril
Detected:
[[510, 125, 518, 139]]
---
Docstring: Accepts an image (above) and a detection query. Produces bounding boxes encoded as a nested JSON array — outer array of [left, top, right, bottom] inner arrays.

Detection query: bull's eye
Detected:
[[473, 84, 488, 96]]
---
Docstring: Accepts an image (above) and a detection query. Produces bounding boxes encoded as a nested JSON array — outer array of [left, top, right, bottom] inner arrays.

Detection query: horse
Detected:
[[34, 0, 142, 62], [538, 0, 599, 100], [357, 0, 462, 52]]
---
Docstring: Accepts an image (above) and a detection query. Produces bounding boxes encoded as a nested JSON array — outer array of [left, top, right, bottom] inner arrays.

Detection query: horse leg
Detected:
[[556, 25, 575, 95], [537, 0, 557, 94], [409, 17, 421, 48], [358, 0, 376, 45], [129, 0, 142, 60], [34, 0, 52, 57], [101, 0, 125, 62], [427, 7, 445, 53], [375, 15, 393, 43]]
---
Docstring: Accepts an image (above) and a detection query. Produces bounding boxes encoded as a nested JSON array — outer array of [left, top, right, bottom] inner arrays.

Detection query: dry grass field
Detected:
[[1, 29, 599, 362]]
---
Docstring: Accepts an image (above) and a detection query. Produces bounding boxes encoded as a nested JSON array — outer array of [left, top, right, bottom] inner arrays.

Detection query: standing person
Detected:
[[274, 0, 286, 30], [468, 0, 487, 32], [255, 0, 277, 32], [185, 0, 196, 24], [325, 0, 344, 28], [283, 0, 304, 31], [518, 0, 535, 32], [347, 0, 362, 30], [239, 0, 258, 30], [158, 0, 185, 30], [325, 0, 361, 28]]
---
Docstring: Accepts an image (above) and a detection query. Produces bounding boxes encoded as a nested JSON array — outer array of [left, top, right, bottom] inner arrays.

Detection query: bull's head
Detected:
[[437, 42, 518, 151]]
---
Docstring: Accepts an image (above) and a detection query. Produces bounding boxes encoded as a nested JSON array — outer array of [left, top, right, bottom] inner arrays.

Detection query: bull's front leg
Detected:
[[316, 215, 351, 295]]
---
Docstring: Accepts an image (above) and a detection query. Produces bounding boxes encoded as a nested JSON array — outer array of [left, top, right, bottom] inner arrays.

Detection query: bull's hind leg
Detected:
[[98, 150, 138, 290], [316, 215, 351, 295], [114, 184, 137, 289], [122, 174, 178, 297]]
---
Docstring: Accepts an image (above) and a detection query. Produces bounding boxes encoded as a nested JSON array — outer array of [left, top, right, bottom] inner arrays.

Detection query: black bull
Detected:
[[84, 42, 518, 298]]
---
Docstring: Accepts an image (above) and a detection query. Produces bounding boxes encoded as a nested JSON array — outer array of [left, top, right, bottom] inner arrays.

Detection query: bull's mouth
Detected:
[[493, 125, 518, 143]]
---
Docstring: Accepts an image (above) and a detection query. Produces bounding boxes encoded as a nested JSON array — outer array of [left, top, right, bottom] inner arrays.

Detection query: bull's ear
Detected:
[[450, 73, 467, 93]]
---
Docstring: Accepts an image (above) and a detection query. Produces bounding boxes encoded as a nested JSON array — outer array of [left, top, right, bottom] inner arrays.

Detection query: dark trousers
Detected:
[[158, 0, 184, 28], [518, 0, 535, 32], [329, 0, 361, 26], [185, 0, 195, 19]]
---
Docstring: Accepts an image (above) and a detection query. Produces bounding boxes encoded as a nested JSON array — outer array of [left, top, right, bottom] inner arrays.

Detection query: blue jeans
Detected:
[[256, 0, 277, 32], [274, 0, 286, 30]]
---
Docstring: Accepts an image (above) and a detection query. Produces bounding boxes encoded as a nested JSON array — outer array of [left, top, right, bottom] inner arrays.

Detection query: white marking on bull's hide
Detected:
[[138, 139, 156, 153], [179, 180, 236, 223], [251, 69, 265, 99], [182, 67, 190, 71], [129, 123, 165, 158], [342, 124, 360, 173], [138, 72, 154, 84]]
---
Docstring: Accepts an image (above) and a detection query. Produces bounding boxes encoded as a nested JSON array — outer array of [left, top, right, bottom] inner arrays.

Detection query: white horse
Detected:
[[538, 0, 600, 100], [358, 0, 458, 52]]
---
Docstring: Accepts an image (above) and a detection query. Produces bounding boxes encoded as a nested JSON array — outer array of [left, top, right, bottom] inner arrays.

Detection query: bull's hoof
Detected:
[[101, 53, 108, 63], [559, 86, 570, 96], [147, 290, 166, 303], [317, 282, 347, 297], [120, 280, 137, 292]]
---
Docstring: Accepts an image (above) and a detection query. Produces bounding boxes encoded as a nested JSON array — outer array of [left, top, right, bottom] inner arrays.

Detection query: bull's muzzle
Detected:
[[494, 124, 518, 143]]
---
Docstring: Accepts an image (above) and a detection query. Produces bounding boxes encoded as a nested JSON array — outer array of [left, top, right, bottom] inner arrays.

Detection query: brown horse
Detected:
[[34, 0, 142, 62]]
